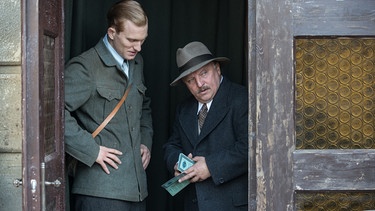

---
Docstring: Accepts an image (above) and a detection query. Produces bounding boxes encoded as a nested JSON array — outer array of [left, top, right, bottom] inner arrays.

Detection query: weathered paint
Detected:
[[294, 150, 375, 190], [253, 0, 375, 210], [255, 0, 294, 210]]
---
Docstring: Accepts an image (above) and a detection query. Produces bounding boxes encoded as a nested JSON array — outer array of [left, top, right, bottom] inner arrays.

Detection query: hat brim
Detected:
[[170, 57, 229, 86]]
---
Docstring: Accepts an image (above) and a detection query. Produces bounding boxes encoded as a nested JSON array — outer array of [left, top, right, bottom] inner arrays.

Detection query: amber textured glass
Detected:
[[296, 192, 375, 211], [295, 38, 375, 150], [295, 38, 375, 211]]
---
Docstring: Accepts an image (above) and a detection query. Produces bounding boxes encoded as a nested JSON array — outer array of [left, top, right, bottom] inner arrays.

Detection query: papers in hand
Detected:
[[162, 153, 196, 196], [161, 173, 189, 196], [177, 153, 195, 172]]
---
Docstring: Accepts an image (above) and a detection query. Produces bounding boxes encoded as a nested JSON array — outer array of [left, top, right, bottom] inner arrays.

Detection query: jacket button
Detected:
[[219, 178, 225, 184]]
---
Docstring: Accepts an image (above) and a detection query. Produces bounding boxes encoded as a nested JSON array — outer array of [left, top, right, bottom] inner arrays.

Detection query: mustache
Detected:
[[197, 86, 210, 94]]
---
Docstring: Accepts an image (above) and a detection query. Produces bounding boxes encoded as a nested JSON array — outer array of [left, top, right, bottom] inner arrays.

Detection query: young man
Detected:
[[64, 1, 153, 210], [164, 41, 248, 210]]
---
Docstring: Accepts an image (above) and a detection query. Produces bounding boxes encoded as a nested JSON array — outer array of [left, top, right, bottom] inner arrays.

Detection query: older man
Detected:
[[164, 41, 248, 210]]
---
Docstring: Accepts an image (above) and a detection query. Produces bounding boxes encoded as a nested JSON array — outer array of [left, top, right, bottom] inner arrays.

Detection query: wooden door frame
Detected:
[[22, 0, 43, 209], [251, 0, 375, 210], [21, 0, 65, 210], [247, 0, 257, 209]]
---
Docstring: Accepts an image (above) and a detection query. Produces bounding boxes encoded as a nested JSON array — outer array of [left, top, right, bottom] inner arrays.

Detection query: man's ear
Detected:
[[107, 27, 116, 40], [214, 62, 221, 70]]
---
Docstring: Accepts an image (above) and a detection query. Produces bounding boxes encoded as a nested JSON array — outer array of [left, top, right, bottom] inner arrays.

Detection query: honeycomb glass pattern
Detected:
[[296, 192, 375, 211], [295, 38, 375, 149]]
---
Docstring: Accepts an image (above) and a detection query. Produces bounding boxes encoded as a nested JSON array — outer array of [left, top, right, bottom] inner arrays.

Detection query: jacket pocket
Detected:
[[96, 86, 123, 123], [97, 86, 122, 101], [136, 83, 147, 95], [133, 83, 147, 118]]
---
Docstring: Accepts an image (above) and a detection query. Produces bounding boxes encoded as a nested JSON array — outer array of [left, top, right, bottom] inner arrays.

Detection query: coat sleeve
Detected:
[[64, 57, 100, 167]]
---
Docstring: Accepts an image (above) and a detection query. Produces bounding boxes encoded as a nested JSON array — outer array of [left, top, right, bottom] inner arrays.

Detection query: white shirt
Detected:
[[197, 101, 212, 115]]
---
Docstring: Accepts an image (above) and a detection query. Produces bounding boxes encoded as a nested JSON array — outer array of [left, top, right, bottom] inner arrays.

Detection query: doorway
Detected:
[[64, 1, 247, 210]]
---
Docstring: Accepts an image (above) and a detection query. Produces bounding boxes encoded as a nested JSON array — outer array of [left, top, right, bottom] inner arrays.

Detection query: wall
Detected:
[[0, 0, 22, 210]]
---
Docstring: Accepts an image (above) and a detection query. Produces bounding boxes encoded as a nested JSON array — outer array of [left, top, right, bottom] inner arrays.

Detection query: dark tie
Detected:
[[198, 103, 208, 131]]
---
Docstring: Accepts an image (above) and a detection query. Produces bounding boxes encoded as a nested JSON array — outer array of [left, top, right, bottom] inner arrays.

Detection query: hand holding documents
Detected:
[[162, 153, 196, 196], [177, 153, 195, 172]]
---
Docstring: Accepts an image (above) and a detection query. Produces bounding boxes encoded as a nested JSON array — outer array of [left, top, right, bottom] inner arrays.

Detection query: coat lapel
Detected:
[[95, 39, 118, 67], [179, 99, 199, 146], [127, 59, 136, 81], [95, 39, 130, 80], [198, 78, 231, 142]]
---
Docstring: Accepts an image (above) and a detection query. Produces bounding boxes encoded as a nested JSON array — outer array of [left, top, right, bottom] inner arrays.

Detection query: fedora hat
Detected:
[[170, 41, 229, 86]]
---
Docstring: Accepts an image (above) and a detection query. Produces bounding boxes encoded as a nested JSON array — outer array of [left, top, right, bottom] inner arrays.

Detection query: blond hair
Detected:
[[107, 0, 148, 32]]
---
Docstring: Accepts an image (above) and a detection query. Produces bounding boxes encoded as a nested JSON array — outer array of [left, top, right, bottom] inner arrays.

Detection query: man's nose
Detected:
[[134, 41, 142, 52], [196, 77, 204, 87]]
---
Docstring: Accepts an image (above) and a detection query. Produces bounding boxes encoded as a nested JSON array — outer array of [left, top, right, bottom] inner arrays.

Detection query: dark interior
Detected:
[[64, 1, 247, 210]]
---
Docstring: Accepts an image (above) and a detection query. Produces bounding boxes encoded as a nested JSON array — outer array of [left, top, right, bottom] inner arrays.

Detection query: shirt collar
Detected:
[[197, 101, 212, 115], [103, 34, 127, 67]]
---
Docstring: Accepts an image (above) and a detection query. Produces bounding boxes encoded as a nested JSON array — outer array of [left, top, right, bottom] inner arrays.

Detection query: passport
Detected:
[[177, 153, 195, 172], [161, 173, 189, 196], [162, 153, 196, 196]]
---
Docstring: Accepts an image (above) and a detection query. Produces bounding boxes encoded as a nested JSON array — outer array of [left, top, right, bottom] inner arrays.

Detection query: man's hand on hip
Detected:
[[96, 146, 123, 174]]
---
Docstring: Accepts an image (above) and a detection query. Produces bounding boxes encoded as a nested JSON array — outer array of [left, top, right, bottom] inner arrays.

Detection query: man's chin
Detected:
[[196, 96, 211, 103], [126, 53, 137, 60]]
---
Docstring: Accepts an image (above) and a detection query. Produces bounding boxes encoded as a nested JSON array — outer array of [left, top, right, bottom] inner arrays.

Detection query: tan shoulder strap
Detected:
[[92, 84, 132, 138]]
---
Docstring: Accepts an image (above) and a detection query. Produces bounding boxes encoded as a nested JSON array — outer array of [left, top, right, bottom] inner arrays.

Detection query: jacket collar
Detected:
[[95, 38, 138, 77]]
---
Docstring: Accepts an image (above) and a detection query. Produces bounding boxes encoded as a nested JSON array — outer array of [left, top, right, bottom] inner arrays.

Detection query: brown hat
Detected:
[[170, 41, 229, 86]]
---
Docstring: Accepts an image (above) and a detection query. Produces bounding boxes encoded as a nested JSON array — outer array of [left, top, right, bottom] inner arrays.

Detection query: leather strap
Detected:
[[92, 84, 132, 138]]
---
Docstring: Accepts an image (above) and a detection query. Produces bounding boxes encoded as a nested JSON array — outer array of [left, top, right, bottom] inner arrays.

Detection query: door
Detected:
[[21, 0, 65, 210], [252, 0, 375, 210]]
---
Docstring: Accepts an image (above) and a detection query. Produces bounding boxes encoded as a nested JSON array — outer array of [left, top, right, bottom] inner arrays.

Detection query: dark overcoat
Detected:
[[164, 77, 248, 211]]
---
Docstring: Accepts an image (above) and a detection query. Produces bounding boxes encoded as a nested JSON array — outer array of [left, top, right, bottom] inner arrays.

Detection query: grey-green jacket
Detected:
[[64, 39, 153, 202]]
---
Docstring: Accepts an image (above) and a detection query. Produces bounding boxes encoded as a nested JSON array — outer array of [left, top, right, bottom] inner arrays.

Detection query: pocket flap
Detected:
[[136, 83, 147, 95], [97, 87, 122, 101]]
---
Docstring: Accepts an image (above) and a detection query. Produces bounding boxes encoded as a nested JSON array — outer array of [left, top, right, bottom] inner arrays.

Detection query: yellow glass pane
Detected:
[[296, 192, 375, 211], [295, 38, 375, 149]]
